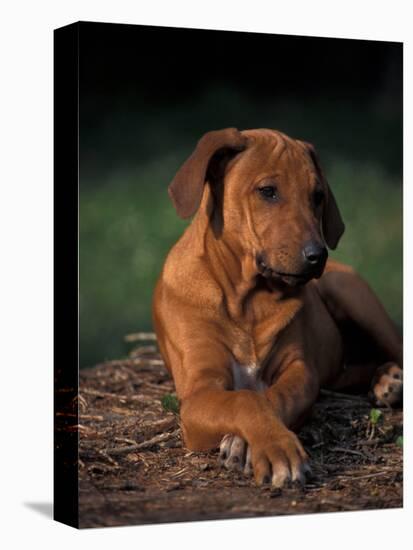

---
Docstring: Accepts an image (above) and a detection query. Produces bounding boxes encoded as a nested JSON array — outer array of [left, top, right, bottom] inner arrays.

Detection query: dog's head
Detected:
[[168, 128, 344, 286]]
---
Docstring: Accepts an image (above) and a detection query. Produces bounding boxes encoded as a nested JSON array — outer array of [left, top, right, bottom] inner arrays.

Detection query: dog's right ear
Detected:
[[299, 141, 345, 250], [168, 128, 247, 219]]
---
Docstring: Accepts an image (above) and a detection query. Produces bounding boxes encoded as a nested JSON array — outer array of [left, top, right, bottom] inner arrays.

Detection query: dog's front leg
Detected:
[[265, 359, 320, 430], [179, 367, 311, 487]]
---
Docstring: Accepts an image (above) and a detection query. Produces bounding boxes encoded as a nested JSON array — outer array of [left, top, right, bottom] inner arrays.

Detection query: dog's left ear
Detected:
[[300, 141, 345, 250], [168, 128, 247, 219]]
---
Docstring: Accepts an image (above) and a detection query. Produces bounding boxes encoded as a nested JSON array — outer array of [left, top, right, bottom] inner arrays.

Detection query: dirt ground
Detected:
[[76, 334, 403, 528]]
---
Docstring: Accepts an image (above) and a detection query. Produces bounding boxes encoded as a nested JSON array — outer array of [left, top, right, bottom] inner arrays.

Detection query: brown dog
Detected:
[[152, 128, 402, 487]]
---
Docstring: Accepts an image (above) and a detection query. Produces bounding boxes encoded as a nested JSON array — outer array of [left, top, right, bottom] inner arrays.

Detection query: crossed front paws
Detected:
[[217, 364, 403, 487], [219, 429, 311, 487]]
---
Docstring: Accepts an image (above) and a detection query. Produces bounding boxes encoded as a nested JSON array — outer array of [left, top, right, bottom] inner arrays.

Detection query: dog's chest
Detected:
[[231, 361, 267, 391], [227, 292, 304, 392], [228, 324, 276, 392]]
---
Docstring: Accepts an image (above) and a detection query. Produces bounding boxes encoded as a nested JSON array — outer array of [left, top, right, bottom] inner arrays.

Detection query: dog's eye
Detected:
[[258, 186, 279, 201], [313, 189, 324, 207]]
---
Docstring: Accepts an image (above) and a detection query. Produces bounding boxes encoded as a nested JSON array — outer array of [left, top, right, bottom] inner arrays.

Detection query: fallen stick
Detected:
[[98, 449, 119, 467], [138, 416, 177, 433], [170, 467, 190, 479], [114, 437, 138, 446], [329, 446, 374, 460], [129, 346, 158, 357], [81, 388, 153, 403], [339, 470, 400, 481], [124, 332, 157, 342], [56, 412, 104, 421], [89, 358, 165, 371], [107, 429, 181, 455]]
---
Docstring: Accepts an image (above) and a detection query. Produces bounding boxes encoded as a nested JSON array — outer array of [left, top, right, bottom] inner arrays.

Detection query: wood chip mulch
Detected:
[[65, 334, 402, 528]]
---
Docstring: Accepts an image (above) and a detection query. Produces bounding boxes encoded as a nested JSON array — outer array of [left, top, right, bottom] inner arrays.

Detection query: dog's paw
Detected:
[[220, 429, 311, 487], [250, 429, 311, 488], [219, 434, 252, 475], [369, 362, 403, 407]]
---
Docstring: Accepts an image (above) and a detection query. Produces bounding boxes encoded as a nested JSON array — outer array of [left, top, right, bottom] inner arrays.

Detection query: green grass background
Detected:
[[79, 89, 402, 368]]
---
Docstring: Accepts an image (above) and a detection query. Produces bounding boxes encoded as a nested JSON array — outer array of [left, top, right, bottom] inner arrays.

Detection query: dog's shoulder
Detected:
[[158, 234, 224, 313]]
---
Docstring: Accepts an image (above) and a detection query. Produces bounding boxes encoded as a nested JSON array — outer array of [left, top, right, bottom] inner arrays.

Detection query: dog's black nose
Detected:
[[302, 241, 327, 268]]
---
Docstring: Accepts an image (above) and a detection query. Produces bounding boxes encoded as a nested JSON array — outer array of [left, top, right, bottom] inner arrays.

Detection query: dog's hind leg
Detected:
[[318, 265, 402, 406], [318, 266, 402, 366], [329, 361, 402, 407]]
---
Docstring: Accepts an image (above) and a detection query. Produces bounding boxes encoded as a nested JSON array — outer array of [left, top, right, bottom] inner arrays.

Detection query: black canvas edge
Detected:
[[63, 20, 403, 46], [54, 22, 80, 529]]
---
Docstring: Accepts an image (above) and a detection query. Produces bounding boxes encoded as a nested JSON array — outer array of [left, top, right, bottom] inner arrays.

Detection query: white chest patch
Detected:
[[231, 361, 267, 392]]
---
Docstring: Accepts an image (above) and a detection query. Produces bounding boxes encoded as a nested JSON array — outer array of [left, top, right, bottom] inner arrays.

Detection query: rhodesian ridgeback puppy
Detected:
[[152, 128, 403, 487]]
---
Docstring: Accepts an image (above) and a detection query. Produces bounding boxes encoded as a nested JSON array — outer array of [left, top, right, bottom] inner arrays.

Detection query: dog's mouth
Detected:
[[256, 257, 317, 286]]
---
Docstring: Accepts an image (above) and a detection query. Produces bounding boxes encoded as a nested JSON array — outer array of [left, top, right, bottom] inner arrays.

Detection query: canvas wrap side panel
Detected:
[[54, 22, 79, 529]]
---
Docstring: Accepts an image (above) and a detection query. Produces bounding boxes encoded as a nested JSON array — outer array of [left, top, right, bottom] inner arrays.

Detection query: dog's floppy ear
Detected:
[[301, 141, 345, 250], [168, 128, 247, 219]]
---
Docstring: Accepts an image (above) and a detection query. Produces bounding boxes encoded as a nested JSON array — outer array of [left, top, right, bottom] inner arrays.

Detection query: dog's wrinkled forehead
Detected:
[[245, 130, 311, 168], [229, 129, 315, 185]]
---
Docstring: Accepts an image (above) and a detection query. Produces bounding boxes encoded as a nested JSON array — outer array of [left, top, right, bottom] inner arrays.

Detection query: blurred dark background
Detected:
[[79, 22, 402, 368]]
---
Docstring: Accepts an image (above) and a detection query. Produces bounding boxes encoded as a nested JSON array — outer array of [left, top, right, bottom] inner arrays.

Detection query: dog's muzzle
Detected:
[[256, 245, 327, 286]]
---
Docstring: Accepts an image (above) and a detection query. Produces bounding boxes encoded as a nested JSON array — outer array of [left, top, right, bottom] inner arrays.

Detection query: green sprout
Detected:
[[161, 394, 180, 415], [395, 435, 403, 448], [369, 408, 383, 425]]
